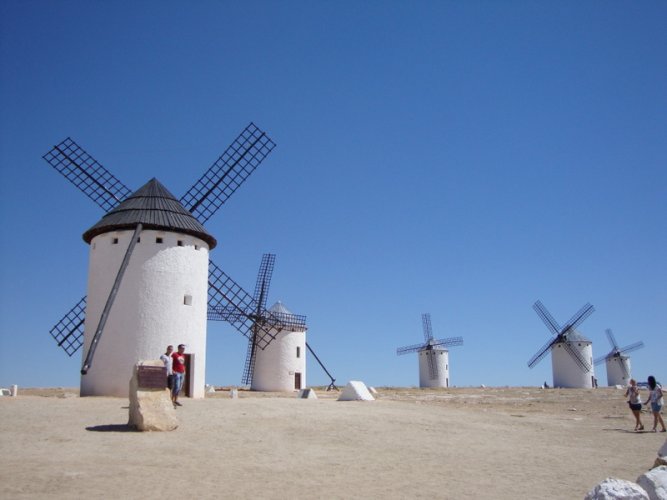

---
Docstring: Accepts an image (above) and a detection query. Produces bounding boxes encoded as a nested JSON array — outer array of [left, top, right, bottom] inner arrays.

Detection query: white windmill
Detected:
[[396, 313, 463, 388], [209, 253, 310, 391], [528, 300, 596, 388], [594, 329, 644, 386], [43, 124, 283, 398]]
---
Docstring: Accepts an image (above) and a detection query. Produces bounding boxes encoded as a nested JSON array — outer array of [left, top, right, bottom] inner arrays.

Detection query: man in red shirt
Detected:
[[171, 344, 186, 407]]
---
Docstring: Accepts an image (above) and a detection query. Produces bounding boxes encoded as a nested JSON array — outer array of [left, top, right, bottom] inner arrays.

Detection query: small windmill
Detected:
[[396, 313, 463, 388], [43, 123, 288, 397], [594, 329, 644, 386], [210, 253, 337, 390], [528, 300, 596, 388]]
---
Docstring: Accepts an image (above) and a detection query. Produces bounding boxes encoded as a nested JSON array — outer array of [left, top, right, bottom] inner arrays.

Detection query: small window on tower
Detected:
[[184, 295, 193, 306], [177, 240, 184, 247], [156, 237, 163, 244], [296, 346, 301, 358], [194, 245, 200, 251], [112, 238, 119, 244]]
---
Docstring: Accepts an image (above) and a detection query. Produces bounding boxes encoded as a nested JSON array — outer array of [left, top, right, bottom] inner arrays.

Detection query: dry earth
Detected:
[[1, 386, 664, 499]]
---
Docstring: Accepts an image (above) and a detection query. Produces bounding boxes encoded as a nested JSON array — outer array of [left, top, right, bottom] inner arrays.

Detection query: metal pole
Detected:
[[81, 223, 143, 375], [306, 342, 337, 391]]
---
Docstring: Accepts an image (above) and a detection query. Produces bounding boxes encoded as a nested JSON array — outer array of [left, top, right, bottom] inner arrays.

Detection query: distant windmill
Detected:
[[528, 300, 596, 388], [594, 329, 644, 386], [43, 123, 285, 398], [396, 313, 463, 388], [209, 253, 337, 391]]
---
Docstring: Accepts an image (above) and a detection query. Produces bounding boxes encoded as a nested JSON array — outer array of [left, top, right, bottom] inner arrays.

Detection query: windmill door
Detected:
[[183, 353, 193, 398], [294, 372, 302, 390]]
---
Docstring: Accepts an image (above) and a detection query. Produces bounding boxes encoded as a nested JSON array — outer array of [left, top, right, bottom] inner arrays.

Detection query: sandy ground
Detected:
[[1, 386, 664, 499]]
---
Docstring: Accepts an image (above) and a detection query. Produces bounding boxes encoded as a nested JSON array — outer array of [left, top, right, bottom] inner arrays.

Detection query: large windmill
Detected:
[[528, 300, 596, 388], [396, 313, 463, 388], [594, 329, 644, 387], [43, 123, 288, 398]]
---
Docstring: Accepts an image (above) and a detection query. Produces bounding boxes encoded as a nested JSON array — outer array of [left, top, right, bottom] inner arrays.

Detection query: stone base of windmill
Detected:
[[128, 361, 178, 432]]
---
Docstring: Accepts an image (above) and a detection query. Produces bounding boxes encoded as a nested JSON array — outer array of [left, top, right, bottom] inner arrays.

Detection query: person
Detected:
[[624, 379, 644, 431], [160, 345, 174, 390], [644, 375, 666, 433], [171, 344, 186, 407]]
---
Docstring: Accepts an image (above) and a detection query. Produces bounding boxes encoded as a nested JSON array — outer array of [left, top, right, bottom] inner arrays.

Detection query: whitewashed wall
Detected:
[[418, 349, 450, 388], [551, 341, 594, 388], [252, 328, 306, 392], [81, 229, 209, 398], [605, 356, 631, 386]]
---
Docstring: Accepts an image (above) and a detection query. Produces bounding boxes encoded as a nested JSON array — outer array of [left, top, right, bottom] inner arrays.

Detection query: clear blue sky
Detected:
[[1, 1, 665, 389]]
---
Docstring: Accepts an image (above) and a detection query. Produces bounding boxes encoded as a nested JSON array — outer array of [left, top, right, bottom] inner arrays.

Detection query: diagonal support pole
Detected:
[[306, 342, 338, 391], [81, 224, 143, 375]]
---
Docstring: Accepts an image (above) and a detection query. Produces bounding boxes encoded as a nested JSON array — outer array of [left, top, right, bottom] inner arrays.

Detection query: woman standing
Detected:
[[625, 379, 644, 431], [645, 375, 666, 433]]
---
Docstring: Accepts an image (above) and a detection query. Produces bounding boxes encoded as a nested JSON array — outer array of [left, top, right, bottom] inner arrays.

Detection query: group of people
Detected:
[[625, 375, 665, 433], [160, 344, 186, 408]]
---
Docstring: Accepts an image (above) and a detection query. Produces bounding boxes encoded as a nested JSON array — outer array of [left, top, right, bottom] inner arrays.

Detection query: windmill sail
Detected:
[[180, 122, 276, 224], [42, 137, 132, 212]]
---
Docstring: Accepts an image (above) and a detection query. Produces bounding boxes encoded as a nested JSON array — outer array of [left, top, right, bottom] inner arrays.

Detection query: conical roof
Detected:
[[561, 330, 591, 343], [268, 301, 293, 315], [82, 178, 217, 249]]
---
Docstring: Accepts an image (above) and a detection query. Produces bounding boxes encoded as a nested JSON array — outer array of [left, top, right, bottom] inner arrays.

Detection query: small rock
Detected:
[[585, 477, 649, 500], [637, 466, 667, 500]]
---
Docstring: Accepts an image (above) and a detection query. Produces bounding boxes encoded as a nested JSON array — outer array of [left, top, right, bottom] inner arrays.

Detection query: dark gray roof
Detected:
[[82, 178, 217, 249]]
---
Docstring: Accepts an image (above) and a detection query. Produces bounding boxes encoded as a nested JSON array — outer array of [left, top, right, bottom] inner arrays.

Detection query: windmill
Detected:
[[528, 300, 596, 388], [42, 123, 286, 397], [210, 253, 338, 391], [396, 313, 463, 388], [594, 329, 644, 386]]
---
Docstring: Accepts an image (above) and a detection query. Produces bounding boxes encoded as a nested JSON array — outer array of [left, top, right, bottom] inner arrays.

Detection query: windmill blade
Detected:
[[562, 303, 595, 334], [254, 254, 276, 310], [422, 313, 434, 343], [207, 259, 278, 349], [618, 341, 645, 356], [180, 123, 276, 224], [427, 350, 438, 380], [619, 358, 630, 379], [42, 138, 132, 212], [527, 335, 558, 368], [262, 309, 307, 331], [562, 341, 592, 371], [593, 353, 611, 365], [431, 336, 464, 348], [533, 300, 561, 336], [605, 328, 619, 350], [396, 342, 428, 356], [242, 332, 258, 385], [49, 296, 87, 356]]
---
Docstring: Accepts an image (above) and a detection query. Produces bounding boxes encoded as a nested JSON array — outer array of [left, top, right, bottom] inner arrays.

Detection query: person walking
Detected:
[[160, 345, 174, 390], [171, 344, 187, 408], [644, 375, 666, 432], [624, 379, 644, 431]]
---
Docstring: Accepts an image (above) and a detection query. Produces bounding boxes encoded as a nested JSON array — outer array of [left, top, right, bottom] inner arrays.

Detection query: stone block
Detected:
[[128, 360, 178, 432]]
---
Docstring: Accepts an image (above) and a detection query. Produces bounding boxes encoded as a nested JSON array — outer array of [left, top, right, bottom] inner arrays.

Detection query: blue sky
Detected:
[[1, 1, 665, 389]]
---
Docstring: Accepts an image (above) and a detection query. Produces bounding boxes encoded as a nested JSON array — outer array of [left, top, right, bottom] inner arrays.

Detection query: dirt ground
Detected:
[[1, 386, 664, 499]]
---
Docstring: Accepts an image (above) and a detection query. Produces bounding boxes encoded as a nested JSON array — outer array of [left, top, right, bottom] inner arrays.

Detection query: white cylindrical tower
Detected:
[[80, 179, 216, 398], [551, 332, 595, 388], [605, 356, 631, 386], [251, 302, 307, 392], [418, 348, 450, 388]]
